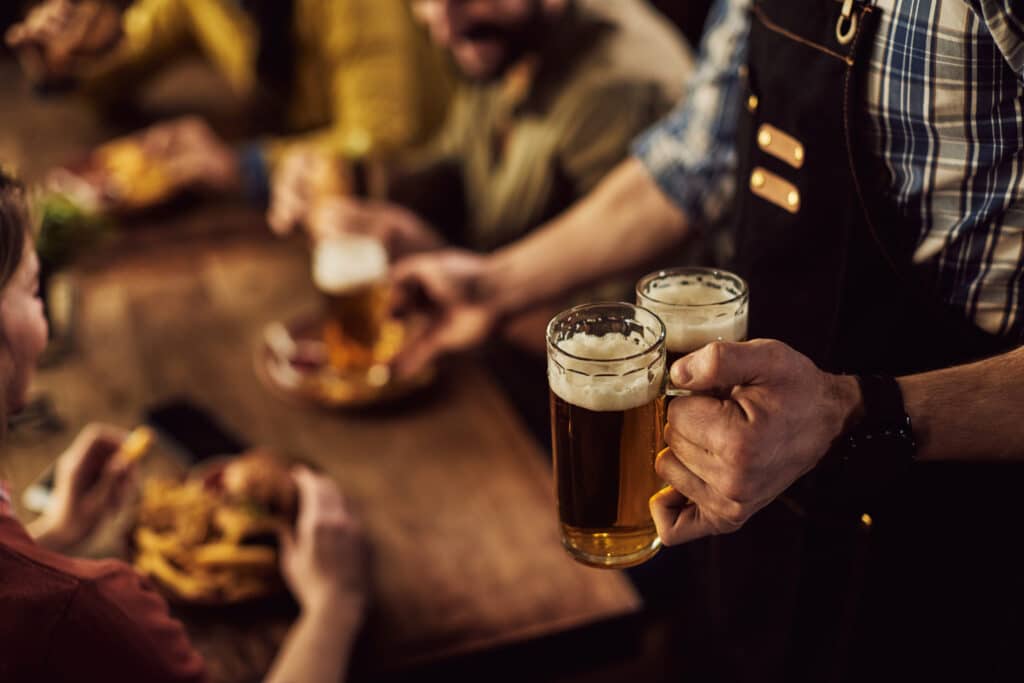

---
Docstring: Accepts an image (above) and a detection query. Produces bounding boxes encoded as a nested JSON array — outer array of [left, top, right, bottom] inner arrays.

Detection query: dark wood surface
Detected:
[[0, 60, 642, 681]]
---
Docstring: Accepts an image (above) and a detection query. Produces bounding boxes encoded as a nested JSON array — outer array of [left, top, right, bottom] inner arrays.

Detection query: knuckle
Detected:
[[654, 450, 673, 478], [702, 341, 727, 378], [725, 436, 755, 467], [660, 528, 683, 546], [720, 475, 744, 502]]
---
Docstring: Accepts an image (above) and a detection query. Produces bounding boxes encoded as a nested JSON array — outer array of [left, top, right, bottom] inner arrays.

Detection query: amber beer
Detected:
[[547, 303, 667, 568], [636, 268, 749, 391], [312, 236, 389, 364]]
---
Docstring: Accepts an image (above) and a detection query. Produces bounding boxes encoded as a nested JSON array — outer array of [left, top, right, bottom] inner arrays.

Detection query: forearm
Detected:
[[482, 157, 692, 317], [897, 346, 1024, 462], [265, 602, 362, 683]]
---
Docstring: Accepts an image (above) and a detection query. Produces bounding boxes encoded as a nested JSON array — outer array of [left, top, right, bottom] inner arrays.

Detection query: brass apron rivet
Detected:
[[787, 190, 800, 207], [750, 171, 766, 189], [747, 94, 759, 112], [757, 130, 773, 148]]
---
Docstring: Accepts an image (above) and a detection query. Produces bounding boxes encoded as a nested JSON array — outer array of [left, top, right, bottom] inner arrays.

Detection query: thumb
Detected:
[[6, 24, 27, 48], [392, 327, 442, 380], [391, 255, 457, 306], [671, 340, 771, 391]]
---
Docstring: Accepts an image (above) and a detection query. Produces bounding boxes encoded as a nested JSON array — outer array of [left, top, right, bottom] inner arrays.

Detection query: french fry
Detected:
[[133, 468, 283, 603], [114, 425, 155, 466], [193, 543, 277, 572]]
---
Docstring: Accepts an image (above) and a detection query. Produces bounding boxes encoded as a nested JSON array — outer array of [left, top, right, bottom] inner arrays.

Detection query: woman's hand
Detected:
[[30, 423, 136, 552], [278, 467, 370, 619]]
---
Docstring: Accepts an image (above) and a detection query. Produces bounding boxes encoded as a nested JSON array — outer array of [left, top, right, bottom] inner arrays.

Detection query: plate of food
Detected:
[[131, 451, 296, 606], [47, 136, 177, 214], [255, 236, 435, 408], [255, 311, 434, 409]]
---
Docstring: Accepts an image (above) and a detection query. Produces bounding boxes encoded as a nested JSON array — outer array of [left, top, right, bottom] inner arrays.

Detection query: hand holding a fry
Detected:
[[31, 423, 147, 551], [278, 467, 370, 618]]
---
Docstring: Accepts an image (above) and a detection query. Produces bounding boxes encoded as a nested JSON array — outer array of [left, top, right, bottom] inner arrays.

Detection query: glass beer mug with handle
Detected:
[[547, 303, 667, 569], [636, 267, 749, 394], [312, 234, 390, 372]]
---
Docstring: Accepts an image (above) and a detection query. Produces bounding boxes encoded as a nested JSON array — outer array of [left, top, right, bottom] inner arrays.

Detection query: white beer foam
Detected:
[[650, 285, 733, 306], [645, 285, 748, 352], [313, 235, 388, 294], [548, 333, 664, 412]]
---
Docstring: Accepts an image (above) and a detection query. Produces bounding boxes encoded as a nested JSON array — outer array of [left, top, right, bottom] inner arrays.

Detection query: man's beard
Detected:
[[457, 1, 548, 82]]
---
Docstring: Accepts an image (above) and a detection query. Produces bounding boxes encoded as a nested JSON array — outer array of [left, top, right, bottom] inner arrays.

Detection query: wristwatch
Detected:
[[823, 374, 918, 497]]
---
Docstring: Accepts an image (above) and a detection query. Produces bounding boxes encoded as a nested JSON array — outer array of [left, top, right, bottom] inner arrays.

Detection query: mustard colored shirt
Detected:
[[84, 0, 453, 168]]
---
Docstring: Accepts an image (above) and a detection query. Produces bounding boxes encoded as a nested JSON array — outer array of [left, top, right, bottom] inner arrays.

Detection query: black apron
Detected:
[[699, 1, 1024, 681]]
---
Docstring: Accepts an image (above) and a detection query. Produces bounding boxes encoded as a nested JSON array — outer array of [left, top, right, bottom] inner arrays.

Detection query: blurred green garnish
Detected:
[[33, 192, 114, 269]]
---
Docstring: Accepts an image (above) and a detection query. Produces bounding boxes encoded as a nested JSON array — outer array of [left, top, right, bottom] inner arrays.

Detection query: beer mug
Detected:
[[312, 235, 390, 371], [547, 303, 666, 568], [636, 267, 749, 394]]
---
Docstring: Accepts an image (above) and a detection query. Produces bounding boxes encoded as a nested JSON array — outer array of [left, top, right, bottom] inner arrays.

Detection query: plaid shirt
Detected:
[[634, 0, 1024, 340]]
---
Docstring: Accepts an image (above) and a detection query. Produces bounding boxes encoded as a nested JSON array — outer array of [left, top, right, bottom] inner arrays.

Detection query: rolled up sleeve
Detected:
[[631, 0, 751, 229]]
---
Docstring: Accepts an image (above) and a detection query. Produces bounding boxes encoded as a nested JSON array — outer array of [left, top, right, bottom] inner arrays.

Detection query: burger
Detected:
[[220, 449, 298, 521]]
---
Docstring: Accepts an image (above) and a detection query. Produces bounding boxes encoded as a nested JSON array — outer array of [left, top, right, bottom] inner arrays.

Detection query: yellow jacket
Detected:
[[85, 0, 453, 166]]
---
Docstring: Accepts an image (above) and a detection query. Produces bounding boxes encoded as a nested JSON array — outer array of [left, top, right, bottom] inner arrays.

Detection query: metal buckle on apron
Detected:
[[836, 0, 858, 45], [749, 166, 801, 214]]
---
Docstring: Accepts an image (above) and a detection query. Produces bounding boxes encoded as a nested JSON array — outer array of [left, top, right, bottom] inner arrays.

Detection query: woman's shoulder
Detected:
[[0, 516, 206, 682]]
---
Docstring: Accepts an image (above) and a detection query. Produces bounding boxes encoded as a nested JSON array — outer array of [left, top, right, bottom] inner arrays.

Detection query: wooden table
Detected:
[[0, 56, 641, 681], [4, 212, 641, 681]]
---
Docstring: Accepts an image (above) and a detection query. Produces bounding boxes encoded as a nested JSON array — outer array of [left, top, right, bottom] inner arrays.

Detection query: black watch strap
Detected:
[[820, 375, 917, 499]]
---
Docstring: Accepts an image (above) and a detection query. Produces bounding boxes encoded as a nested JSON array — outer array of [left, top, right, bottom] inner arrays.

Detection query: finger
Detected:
[[655, 450, 745, 532], [277, 523, 297, 564], [392, 322, 446, 380], [654, 447, 718, 510], [6, 24, 27, 47], [666, 393, 742, 460], [391, 254, 460, 307], [660, 424, 729, 492], [650, 486, 717, 546], [671, 339, 781, 394]]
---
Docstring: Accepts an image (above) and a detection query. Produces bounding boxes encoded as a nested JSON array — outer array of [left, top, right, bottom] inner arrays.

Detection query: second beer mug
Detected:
[[547, 303, 666, 569], [636, 267, 749, 393]]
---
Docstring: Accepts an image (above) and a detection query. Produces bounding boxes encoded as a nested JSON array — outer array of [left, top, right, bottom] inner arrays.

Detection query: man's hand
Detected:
[[390, 249, 499, 378], [651, 340, 861, 546], [138, 116, 240, 194], [268, 148, 341, 237], [308, 197, 443, 259], [6, 0, 123, 86], [30, 423, 136, 551]]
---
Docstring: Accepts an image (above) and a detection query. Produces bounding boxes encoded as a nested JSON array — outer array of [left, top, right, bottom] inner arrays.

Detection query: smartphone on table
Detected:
[[22, 397, 249, 513]]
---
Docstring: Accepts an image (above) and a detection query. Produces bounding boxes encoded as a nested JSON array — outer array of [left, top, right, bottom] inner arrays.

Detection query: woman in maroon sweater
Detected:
[[0, 170, 369, 682]]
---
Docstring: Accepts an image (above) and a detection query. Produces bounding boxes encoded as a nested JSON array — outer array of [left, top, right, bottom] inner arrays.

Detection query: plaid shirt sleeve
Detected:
[[970, 1, 1024, 76], [631, 0, 751, 228]]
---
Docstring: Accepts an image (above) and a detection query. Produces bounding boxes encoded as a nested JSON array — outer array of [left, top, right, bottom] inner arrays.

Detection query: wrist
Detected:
[[301, 588, 367, 626], [817, 374, 918, 498], [27, 514, 77, 552], [828, 373, 864, 442]]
